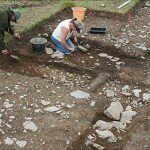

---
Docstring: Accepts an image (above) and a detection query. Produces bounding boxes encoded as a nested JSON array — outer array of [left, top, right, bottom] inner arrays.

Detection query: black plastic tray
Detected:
[[89, 27, 106, 34]]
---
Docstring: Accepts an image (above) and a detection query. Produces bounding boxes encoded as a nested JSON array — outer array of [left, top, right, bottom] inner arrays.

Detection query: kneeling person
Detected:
[[0, 5, 21, 55], [51, 18, 83, 56]]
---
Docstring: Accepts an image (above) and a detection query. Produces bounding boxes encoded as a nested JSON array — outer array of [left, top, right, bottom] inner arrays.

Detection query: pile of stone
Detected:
[[85, 102, 137, 149]]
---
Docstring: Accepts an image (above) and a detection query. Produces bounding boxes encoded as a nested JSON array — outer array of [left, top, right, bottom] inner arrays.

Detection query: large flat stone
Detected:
[[120, 111, 137, 123], [70, 90, 90, 99], [104, 102, 123, 120]]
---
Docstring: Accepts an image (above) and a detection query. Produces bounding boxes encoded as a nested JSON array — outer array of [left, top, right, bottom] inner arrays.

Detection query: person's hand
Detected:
[[1, 49, 9, 55], [14, 33, 20, 39], [69, 48, 75, 52]]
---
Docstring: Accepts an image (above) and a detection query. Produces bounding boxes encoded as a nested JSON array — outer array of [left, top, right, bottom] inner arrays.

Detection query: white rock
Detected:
[[95, 130, 117, 142], [106, 90, 115, 97], [35, 109, 41, 113], [106, 55, 113, 59], [100, 2, 105, 6], [16, 140, 27, 148], [143, 93, 150, 101], [66, 140, 70, 145], [133, 89, 141, 97], [4, 137, 14, 145], [104, 102, 123, 120], [133, 43, 147, 51], [122, 85, 129, 92], [6, 123, 12, 128], [111, 121, 126, 130], [19, 94, 27, 99], [66, 104, 73, 109], [70, 90, 90, 99], [93, 120, 112, 130], [23, 121, 38, 131], [41, 100, 50, 106], [146, 2, 150, 6], [94, 62, 100, 66], [121, 92, 131, 96], [44, 106, 61, 112], [98, 53, 108, 57], [43, 74, 49, 78], [90, 101, 96, 107], [45, 47, 53, 55], [85, 44, 90, 49], [3, 101, 13, 108], [120, 111, 137, 123], [9, 116, 15, 119], [116, 61, 124, 65], [10, 55, 20, 60]]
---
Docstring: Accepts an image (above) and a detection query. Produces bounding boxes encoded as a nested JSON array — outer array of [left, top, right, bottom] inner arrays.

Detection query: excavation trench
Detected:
[[1, 5, 149, 149], [1, 32, 149, 150]]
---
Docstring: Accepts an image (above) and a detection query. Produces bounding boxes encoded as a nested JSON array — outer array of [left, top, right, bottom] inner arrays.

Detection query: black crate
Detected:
[[89, 27, 106, 34]]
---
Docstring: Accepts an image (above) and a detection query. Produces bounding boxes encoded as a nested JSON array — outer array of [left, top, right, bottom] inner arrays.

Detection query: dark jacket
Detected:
[[0, 5, 14, 50]]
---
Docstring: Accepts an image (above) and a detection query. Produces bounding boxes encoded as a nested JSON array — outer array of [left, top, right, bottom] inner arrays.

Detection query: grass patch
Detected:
[[74, 0, 139, 14], [16, 1, 64, 33], [2, 0, 64, 42]]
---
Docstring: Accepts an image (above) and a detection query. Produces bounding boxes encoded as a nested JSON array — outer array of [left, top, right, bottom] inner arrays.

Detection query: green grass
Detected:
[[16, 1, 64, 32], [74, 0, 139, 14]]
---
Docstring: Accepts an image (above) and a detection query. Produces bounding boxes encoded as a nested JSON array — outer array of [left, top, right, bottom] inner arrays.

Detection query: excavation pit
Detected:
[[0, 3, 150, 150]]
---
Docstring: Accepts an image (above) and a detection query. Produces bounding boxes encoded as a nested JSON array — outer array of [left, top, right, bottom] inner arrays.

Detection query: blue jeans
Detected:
[[51, 35, 75, 55]]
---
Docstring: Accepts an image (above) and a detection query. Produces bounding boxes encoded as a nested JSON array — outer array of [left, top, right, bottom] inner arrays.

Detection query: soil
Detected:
[[0, 0, 150, 150]]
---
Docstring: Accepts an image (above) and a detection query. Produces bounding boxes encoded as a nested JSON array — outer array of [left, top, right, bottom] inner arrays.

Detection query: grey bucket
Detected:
[[30, 37, 47, 54]]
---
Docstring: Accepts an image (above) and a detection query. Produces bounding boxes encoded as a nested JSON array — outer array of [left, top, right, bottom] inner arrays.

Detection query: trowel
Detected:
[[7, 49, 20, 60], [76, 41, 88, 53]]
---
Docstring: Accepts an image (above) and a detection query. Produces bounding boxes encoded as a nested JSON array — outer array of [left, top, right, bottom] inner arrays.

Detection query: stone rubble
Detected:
[[45, 47, 54, 55], [143, 93, 150, 101], [16, 140, 27, 148], [44, 106, 61, 112], [3, 137, 14, 145], [88, 100, 138, 147], [23, 120, 38, 131], [105, 89, 115, 97], [132, 89, 142, 98], [3, 101, 13, 109], [41, 100, 50, 106], [90, 101, 96, 107]]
